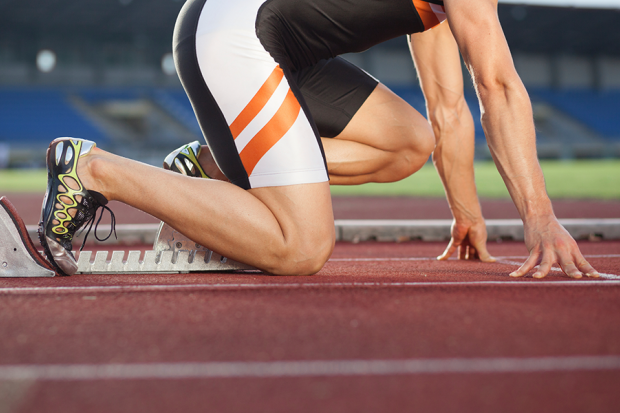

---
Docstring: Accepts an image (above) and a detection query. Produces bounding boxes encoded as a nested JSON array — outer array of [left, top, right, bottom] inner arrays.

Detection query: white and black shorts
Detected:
[[173, 0, 439, 189]]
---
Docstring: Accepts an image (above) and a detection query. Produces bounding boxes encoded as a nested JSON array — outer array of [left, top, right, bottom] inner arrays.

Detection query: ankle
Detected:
[[198, 145, 229, 181], [77, 148, 112, 200]]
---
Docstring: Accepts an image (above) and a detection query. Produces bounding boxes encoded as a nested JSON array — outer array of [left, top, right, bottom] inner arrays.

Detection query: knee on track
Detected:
[[264, 229, 336, 276]]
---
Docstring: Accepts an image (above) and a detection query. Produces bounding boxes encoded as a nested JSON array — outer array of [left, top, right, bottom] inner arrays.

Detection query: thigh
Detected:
[[337, 82, 432, 152], [297, 57, 430, 152], [173, 0, 328, 190], [295, 57, 378, 138]]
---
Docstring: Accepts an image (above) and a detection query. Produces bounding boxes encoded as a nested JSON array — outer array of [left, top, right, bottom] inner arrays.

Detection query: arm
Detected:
[[409, 22, 494, 262], [443, 0, 598, 278]]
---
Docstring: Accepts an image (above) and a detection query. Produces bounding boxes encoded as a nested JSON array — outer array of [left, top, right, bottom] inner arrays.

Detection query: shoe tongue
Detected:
[[88, 190, 109, 206]]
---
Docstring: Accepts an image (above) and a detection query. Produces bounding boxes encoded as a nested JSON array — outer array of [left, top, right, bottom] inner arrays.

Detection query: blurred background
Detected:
[[0, 0, 619, 168]]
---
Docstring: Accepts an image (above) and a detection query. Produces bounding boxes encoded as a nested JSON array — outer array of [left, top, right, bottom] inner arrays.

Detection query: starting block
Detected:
[[0, 196, 255, 277], [75, 222, 255, 274], [0, 197, 55, 277]]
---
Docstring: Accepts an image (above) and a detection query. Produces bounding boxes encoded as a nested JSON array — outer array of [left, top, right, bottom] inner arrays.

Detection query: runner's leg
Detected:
[[322, 83, 435, 185], [77, 148, 334, 276]]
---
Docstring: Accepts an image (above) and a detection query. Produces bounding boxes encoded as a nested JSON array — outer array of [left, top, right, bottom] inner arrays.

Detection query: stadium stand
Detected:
[[0, 1, 618, 166], [533, 90, 620, 139], [0, 89, 106, 145]]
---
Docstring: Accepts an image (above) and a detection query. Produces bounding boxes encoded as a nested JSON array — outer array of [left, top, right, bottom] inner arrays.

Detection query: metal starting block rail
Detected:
[[0, 196, 255, 277], [75, 223, 255, 274]]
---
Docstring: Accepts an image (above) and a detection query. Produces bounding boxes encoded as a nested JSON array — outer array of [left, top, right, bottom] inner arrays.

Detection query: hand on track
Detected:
[[510, 217, 599, 279], [438, 219, 496, 262]]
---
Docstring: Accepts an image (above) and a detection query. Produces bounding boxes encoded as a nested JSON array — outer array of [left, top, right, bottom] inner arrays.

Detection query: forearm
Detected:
[[478, 79, 554, 221], [443, 0, 553, 222], [430, 98, 483, 223], [409, 24, 483, 224]]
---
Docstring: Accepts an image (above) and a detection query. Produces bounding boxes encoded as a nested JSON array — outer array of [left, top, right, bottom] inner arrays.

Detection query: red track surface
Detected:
[[1, 240, 619, 412], [1, 194, 619, 412]]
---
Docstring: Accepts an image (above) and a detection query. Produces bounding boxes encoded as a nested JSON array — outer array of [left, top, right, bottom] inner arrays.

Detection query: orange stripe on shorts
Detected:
[[412, 0, 444, 31], [229, 66, 285, 139], [239, 88, 301, 176]]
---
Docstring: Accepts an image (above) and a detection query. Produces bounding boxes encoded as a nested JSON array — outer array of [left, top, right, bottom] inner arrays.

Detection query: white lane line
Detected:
[[497, 259, 620, 280], [329, 254, 620, 261], [490, 254, 620, 259], [0, 356, 619, 381], [583, 254, 620, 258], [1, 279, 620, 295], [330, 257, 433, 262]]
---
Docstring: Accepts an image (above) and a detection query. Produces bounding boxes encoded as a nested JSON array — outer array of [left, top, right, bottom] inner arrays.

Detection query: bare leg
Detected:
[[78, 149, 335, 276], [197, 83, 435, 186], [323, 83, 435, 185]]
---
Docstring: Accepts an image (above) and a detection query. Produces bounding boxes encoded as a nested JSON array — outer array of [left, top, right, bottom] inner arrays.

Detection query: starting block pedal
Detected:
[[0, 196, 255, 277], [0, 197, 55, 277]]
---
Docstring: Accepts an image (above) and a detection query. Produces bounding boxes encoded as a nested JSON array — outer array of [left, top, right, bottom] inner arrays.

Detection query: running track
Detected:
[[0, 195, 619, 412]]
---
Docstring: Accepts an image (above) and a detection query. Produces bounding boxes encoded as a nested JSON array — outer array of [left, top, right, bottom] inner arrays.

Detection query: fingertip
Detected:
[[586, 271, 600, 278], [509, 271, 522, 278], [533, 271, 546, 279]]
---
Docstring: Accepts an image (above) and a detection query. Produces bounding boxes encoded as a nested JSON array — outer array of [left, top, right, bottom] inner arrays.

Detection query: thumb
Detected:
[[437, 239, 458, 261]]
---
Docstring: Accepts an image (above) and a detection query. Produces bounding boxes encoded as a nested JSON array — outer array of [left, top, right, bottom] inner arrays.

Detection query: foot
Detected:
[[163, 141, 211, 178], [38, 138, 115, 276], [163, 141, 228, 181]]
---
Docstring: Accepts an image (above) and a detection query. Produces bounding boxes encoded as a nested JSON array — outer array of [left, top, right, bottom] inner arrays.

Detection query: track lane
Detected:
[[1, 240, 619, 412]]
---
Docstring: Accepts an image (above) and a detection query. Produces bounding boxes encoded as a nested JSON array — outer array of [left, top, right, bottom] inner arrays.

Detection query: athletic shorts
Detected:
[[173, 0, 377, 189]]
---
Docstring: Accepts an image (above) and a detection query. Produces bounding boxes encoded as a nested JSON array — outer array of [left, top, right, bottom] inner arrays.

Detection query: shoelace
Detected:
[[78, 204, 117, 251]]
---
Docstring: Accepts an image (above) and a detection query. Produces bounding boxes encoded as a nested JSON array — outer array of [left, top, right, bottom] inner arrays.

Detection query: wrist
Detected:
[[517, 197, 555, 223]]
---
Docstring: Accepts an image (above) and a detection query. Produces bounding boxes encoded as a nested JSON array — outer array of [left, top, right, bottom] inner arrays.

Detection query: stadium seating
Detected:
[[151, 89, 202, 136], [0, 85, 618, 167], [531, 90, 620, 140], [0, 88, 107, 146]]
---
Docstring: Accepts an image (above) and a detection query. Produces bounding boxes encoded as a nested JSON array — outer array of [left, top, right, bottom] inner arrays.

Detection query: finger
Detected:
[[437, 240, 458, 261], [576, 258, 599, 278], [468, 246, 477, 260], [459, 245, 467, 260], [532, 257, 554, 279], [558, 261, 582, 279], [510, 253, 540, 278]]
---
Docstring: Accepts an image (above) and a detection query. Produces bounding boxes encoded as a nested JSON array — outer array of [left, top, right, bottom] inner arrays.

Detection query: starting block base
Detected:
[[75, 222, 255, 274]]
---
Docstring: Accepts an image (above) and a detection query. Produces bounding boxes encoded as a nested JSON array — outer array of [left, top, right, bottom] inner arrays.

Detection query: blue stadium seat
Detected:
[[151, 89, 202, 135], [532, 89, 620, 140], [0, 88, 107, 146]]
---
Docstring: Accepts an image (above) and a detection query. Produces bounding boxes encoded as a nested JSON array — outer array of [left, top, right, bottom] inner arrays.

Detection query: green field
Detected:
[[331, 160, 620, 199], [1, 160, 619, 199]]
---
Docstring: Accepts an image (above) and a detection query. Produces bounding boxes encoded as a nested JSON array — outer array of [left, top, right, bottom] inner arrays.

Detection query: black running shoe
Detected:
[[163, 141, 210, 178], [38, 138, 116, 276]]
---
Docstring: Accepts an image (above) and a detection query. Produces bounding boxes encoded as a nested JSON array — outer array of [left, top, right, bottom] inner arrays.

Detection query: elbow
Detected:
[[426, 94, 473, 139], [476, 77, 510, 100], [475, 72, 525, 102]]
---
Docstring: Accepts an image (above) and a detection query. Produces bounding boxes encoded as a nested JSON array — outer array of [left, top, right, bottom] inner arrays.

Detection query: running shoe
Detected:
[[38, 138, 116, 276], [163, 141, 210, 178]]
